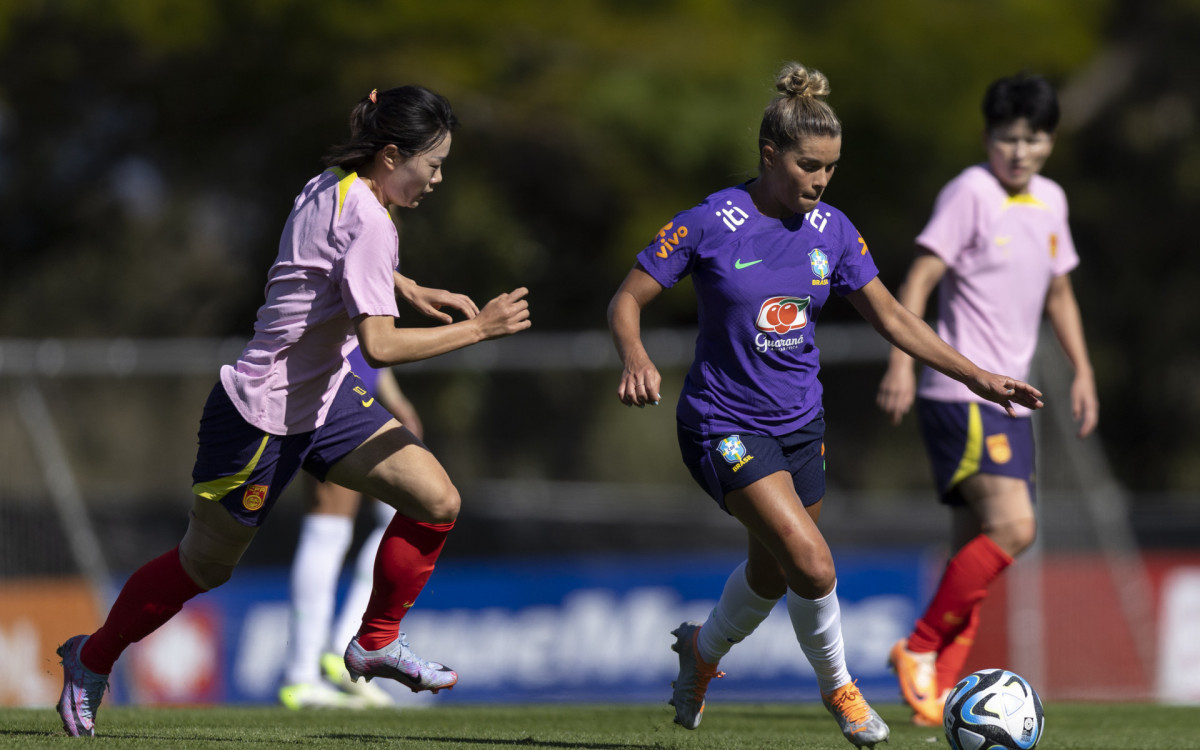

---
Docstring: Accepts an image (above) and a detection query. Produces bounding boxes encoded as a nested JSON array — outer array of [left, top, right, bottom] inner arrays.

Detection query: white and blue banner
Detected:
[[112, 548, 931, 706]]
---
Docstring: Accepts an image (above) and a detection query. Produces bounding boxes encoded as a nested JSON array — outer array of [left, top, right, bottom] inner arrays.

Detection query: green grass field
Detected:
[[3, 702, 1199, 749]]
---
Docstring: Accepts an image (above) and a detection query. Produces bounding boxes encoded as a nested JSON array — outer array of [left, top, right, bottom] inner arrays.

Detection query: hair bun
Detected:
[[775, 62, 830, 100]]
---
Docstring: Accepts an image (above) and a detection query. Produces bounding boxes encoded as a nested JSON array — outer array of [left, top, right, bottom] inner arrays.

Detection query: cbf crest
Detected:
[[808, 248, 830, 280], [718, 435, 748, 464]]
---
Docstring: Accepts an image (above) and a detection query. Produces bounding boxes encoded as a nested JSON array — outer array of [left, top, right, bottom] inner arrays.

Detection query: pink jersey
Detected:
[[220, 168, 401, 434], [916, 164, 1079, 413]]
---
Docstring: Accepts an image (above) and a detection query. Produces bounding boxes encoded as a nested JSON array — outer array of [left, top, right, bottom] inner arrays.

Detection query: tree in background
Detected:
[[0, 0, 1196, 493]]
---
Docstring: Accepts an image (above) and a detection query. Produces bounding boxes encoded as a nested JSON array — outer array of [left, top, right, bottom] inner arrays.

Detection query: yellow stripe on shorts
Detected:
[[947, 402, 983, 491], [191, 434, 271, 502]]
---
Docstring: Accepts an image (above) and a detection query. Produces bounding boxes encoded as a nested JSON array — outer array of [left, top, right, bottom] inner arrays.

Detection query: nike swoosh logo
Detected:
[[361, 398, 375, 408], [734, 258, 763, 269]]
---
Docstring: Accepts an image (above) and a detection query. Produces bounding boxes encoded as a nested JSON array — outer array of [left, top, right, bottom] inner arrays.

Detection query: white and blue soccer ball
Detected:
[[943, 668, 1044, 750]]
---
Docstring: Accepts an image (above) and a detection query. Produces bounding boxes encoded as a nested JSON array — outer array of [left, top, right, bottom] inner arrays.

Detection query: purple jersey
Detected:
[[637, 184, 878, 437]]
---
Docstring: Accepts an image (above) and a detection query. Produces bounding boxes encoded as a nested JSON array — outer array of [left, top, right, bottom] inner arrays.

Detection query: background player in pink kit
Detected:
[[55, 85, 530, 737], [609, 61, 1044, 749], [876, 72, 1099, 726]]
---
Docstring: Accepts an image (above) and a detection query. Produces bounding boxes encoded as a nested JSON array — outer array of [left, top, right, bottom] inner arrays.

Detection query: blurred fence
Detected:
[[2, 329, 1198, 706]]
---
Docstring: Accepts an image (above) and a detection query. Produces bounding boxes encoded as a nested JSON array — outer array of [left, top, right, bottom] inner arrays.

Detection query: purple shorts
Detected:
[[678, 416, 826, 513], [916, 398, 1036, 506], [190, 371, 394, 526]]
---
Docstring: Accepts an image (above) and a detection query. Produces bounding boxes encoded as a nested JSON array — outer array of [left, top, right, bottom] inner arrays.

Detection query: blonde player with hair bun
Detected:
[[610, 62, 1044, 748]]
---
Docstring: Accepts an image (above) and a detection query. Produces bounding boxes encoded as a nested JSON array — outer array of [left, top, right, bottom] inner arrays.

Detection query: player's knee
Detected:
[[987, 516, 1036, 557], [785, 554, 836, 599], [178, 551, 236, 590], [178, 506, 255, 590], [424, 481, 460, 524], [377, 477, 459, 524], [1008, 516, 1037, 555]]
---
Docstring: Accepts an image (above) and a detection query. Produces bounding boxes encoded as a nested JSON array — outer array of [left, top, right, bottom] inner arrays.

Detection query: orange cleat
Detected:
[[887, 638, 941, 726], [668, 622, 725, 730], [910, 688, 951, 727], [822, 680, 890, 747]]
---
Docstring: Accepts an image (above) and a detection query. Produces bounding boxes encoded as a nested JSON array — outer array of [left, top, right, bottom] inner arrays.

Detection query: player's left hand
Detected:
[[1070, 372, 1099, 438], [969, 372, 1044, 417], [395, 273, 480, 323]]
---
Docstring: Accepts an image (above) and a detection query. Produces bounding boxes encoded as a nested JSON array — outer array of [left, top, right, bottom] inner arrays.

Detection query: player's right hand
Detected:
[[617, 353, 661, 408], [876, 363, 917, 425], [475, 287, 531, 339], [968, 372, 1044, 417]]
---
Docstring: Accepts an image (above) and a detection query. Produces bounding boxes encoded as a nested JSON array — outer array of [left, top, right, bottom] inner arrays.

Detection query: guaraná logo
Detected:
[[755, 296, 811, 334]]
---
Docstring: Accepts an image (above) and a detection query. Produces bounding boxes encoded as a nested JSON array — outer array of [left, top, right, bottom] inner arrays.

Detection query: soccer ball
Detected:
[[943, 668, 1044, 750]]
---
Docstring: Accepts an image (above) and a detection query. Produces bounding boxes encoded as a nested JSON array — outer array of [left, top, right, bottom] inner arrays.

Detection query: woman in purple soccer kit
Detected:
[[56, 85, 530, 737], [608, 62, 1043, 749]]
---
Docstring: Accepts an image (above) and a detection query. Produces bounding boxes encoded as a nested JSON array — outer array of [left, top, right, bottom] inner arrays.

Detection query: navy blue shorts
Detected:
[[916, 398, 1036, 506], [190, 372, 395, 526], [677, 417, 826, 513]]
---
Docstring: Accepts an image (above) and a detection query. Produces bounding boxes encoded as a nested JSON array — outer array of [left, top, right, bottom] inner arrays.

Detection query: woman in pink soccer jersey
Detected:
[[877, 73, 1099, 726], [609, 62, 1044, 749], [55, 85, 531, 737]]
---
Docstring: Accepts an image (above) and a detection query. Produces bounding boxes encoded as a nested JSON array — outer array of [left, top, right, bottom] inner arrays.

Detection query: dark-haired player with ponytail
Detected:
[[55, 85, 531, 737], [609, 62, 1044, 748]]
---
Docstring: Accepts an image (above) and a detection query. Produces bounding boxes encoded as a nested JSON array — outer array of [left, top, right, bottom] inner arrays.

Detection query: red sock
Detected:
[[80, 547, 206, 674], [935, 602, 981, 691], [355, 514, 453, 651], [908, 534, 1012, 654]]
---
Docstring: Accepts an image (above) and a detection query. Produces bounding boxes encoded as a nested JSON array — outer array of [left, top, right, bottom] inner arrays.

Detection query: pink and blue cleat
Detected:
[[56, 635, 109, 737], [344, 633, 457, 694]]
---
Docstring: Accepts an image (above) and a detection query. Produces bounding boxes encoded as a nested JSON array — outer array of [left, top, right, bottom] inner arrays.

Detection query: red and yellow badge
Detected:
[[242, 484, 268, 511], [986, 434, 1012, 464], [1049, 233, 1059, 258]]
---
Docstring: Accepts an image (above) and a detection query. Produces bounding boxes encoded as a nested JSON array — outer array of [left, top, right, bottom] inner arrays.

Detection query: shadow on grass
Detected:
[[324, 735, 656, 749]]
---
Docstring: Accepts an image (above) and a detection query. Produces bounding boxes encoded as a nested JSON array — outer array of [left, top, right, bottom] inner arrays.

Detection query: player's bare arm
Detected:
[[1044, 273, 1099, 437], [849, 278, 1043, 416], [608, 266, 665, 408], [356, 287, 530, 367], [876, 251, 947, 424]]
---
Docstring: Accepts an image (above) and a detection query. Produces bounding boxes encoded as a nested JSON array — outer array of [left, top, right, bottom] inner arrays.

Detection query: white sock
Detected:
[[283, 514, 353, 686], [696, 560, 780, 664], [786, 583, 852, 695], [331, 503, 396, 652]]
